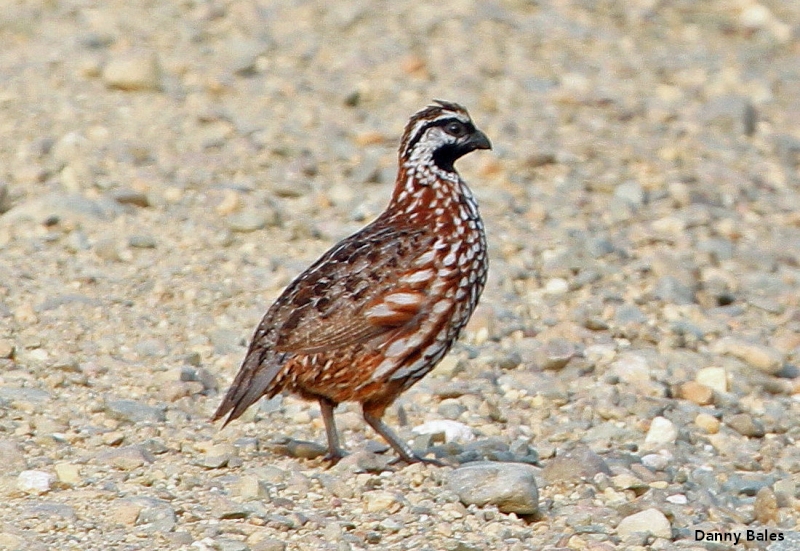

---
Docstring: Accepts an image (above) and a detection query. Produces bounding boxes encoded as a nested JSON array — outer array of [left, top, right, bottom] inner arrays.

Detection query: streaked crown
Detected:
[[399, 100, 491, 173]]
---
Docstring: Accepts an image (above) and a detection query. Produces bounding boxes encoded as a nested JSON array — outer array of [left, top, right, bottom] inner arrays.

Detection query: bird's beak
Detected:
[[468, 129, 492, 151]]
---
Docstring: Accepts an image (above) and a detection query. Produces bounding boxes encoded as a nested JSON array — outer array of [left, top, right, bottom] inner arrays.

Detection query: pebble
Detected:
[[202, 443, 238, 468], [17, 470, 55, 494], [712, 337, 784, 375], [412, 420, 474, 443], [696, 367, 728, 393], [111, 189, 150, 207], [95, 446, 155, 470], [640, 452, 670, 471], [0, 340, 14, 359], [0, 440, 26, 473], [129, 234, 157, 249], [227, 210, 272, 233], [754, 486, 779, 524], [538, 338, 576, 370], [677, 381, 714, 406], [643, 417, 678, 449], [105, 399, 166, 423], [448, 462, 539, 515], [542, 446, 611, 484], [437, 399, 467, 420], [694, 413, 721, 434], [363, 490, 403, 513], [54, 463, 82, 485], [616, 508, 671, 539], [725, 413, 766, 438], [284, 439, 327, 460], [102, 51, 162, 91], [250, 539, 286, 551]]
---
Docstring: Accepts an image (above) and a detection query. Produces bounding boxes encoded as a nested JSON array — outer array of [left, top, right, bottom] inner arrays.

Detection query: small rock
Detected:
[[54, 463, 82, 485], [0, 339, 14, 359], [641, 452, 670, 471], [542, 446, 611, 484], [644, 417, 678, 449], [695, 413, 721, 434], [696, 367, 728, 393], [437, 399, 467, 420], [654, 275, 696, 305], [713, 338, 784, 375], [94, 238, 123, 262], [614, 180, 645, 207], [0, 533, 25, 549], [111, 189, 150, 207], [0, 440, 26, 473], [448, 462, 539, 515], [315, 473, 354, 499], [769, 532, 800, 551], [128, 235, 157, 249], [136, 499, 177, 532], [102, 51, 162, 91], [539, 338, 576, 370], [111, 501, 143, 526], [202, 443, 237, 468], [332, 450, 393, 473], [237, 475, 269, 500], [608, 353, 651, 384], [285, 439, 326, 460], [212, 496, 250, 520], [105, 399, 166, 423], [363, 490, 403, 513], [227, 210, 271, 232], [678, 381, 714, 406], [616, 508, 671, 539], [215, 539, 250, 551], [17, 470, 55, 494], [725, 413, 766, 438], [250, 539, 286, 551], [754, 486, 779, 524], [95, 446, 155, 470], [412, 420, 474, 443]]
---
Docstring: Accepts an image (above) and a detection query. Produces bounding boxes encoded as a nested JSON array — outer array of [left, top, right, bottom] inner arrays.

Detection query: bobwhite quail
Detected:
[[213, 100, 492, 463]]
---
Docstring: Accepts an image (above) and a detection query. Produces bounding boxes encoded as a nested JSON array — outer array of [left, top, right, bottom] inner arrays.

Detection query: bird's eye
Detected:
[[444, 121, 467, 137]]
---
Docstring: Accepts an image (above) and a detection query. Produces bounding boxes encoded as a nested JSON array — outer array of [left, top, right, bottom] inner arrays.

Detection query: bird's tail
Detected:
[[212, 345, 285, 426]]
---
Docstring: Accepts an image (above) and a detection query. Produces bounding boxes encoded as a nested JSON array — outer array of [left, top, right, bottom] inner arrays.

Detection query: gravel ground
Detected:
[[1, 1, 800, 550]]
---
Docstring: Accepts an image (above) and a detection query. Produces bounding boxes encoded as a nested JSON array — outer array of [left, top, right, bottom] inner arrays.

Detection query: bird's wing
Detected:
[[272, 223, 437, 354]]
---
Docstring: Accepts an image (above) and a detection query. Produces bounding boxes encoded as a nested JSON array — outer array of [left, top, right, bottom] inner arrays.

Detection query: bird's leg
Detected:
[[362, 405, 443, 466], [318, 397, 346, 463]]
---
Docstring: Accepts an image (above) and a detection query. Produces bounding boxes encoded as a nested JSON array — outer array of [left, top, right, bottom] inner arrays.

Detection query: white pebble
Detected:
[[18, 470, 55, 494], [644, 416, 677, 449], [412, 420, 475, 442]]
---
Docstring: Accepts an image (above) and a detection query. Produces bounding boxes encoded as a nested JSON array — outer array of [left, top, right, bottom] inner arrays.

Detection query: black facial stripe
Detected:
[[405, 117, 472, 154]]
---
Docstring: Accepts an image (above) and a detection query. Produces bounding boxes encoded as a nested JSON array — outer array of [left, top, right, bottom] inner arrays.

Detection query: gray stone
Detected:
[[448, 462, 539, 515], [768, 531, 800, 551], [542, 446, 611, 484], [0, 192, 121, 226], [105, 399, 166, 423], [725, 413, 766, 438], [0, 440, 26, 473], [95, 446, 155, 470]]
